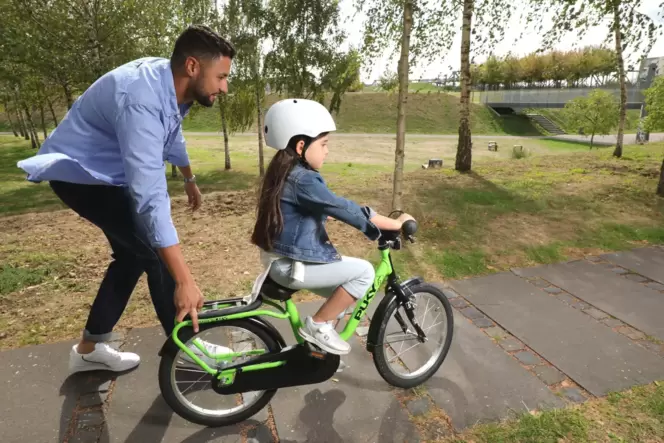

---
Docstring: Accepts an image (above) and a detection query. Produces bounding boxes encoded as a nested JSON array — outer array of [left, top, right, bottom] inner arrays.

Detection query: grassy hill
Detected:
[[0, 91, 542, 136], [182, 91, 542, 135]]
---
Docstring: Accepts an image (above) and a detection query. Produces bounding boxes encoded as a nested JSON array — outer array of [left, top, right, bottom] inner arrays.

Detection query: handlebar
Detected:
[[378, 217, 418, 248]]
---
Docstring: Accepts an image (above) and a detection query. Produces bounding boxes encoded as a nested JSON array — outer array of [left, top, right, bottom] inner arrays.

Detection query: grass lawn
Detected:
[[2, 132, 664, 440], [439, 381, 664, 442]]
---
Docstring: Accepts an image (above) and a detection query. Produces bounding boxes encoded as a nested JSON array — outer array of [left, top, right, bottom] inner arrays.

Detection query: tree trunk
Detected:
[[392, 0, 413, 211], [62, 82, 74, 109], [3, 101, 19, 137], [256, 87, 265, 177], [39, 101, 48, 139], [219, 97, 231, 170], [455, 0, 474, 172], [14, 94, 29, 140], [171, 164, 177, 178], [16, 106, 28, 139], [590, 132, 595, 150], [22, 105, 40, 149], [612, 3, 626, 158], [657, 159, 664, 197], [46, 95, 59, 127]]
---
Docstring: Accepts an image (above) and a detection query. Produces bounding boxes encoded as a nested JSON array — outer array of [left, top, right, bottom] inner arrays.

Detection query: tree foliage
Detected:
[[643, 75, 664, 133], [562, 89, 619, 148], [522, 0, 663, 157], [471, 46, 618, 89]]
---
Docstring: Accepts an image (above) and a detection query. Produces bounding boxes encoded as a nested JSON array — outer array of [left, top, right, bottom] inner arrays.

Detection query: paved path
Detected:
[[2, 246, 664, 442]]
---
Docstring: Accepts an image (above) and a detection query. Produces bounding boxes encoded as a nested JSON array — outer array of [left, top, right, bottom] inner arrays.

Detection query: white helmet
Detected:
[[263, 98, 336, 150]]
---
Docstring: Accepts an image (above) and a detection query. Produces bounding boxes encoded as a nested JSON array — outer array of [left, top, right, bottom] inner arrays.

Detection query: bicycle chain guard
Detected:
[[211, 342, 340, 395]]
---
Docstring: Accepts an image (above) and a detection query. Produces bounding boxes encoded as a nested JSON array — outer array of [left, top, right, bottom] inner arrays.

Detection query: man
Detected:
[[17, 25, 233, 373]]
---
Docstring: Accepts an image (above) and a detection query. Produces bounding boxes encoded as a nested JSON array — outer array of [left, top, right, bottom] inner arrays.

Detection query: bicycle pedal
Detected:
[[303, 342, 327, 359]]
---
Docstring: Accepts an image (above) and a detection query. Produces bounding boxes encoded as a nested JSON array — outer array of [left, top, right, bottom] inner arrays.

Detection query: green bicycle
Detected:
[[157, 219, 454, 427]]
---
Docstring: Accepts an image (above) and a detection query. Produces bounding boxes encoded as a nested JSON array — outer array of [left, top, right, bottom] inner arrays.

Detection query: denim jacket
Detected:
[[268, 164, 381, 263]]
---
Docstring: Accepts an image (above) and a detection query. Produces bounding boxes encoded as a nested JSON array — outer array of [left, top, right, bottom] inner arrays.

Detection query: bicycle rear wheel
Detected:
[[158, 319, 281, 427], [371, 283, 454, 388]]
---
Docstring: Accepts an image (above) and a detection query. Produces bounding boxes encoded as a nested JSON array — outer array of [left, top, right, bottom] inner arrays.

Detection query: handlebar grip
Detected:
[[402, 219, 418, 237]]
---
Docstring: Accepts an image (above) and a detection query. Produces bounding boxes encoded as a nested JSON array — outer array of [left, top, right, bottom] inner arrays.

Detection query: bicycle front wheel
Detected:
[[372, 283, 454, 389]]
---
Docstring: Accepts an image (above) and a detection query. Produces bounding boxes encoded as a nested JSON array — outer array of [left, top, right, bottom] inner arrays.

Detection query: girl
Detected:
[[251, 98, 413, 355]]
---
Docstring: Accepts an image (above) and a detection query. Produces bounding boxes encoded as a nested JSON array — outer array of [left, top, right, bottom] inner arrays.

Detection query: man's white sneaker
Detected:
[[299, 316, 350, 355], [181, 339, 234, 369], [69, 343, 140, 373]]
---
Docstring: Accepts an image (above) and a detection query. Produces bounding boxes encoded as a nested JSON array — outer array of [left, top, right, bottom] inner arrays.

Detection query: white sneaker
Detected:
[[299, 316, 351, 355], [69, 343, 140, 373], [181, 339, 234, 369]]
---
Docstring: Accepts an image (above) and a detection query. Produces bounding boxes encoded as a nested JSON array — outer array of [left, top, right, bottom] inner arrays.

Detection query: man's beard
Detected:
[[190, 82, 214, 108]]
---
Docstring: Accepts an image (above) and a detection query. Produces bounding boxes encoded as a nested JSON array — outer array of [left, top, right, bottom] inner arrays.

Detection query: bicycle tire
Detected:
[[372, 283, 454, 389], [158, 319, 281, 427]]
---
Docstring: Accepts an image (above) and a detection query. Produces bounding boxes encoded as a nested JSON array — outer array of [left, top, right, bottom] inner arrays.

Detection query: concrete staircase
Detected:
[[526, 113, 566, 135]]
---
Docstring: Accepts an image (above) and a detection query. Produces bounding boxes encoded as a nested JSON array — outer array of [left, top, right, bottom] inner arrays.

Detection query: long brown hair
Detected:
[[251, 135, 314, 251]]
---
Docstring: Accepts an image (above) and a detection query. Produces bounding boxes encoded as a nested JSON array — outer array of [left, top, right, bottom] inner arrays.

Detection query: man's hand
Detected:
[[175, 280, 205, 332], [185, 182, 202, 211]]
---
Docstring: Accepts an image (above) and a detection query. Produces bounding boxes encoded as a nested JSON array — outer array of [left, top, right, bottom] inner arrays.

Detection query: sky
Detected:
[[336, 0, 664, 83]]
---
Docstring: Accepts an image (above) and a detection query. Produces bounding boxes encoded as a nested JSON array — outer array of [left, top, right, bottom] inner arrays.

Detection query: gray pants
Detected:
[[269, 256, 375, 300]]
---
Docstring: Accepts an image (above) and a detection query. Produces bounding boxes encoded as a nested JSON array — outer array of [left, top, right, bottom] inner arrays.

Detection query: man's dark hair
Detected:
[[171, 24, 236, 69]]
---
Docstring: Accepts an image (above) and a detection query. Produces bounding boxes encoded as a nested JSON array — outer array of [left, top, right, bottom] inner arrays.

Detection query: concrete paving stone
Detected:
[[0, 338, 108, 443], [601, 247, 664, 284], [544, 287, 562, 294], [77, 409, 105, 428], [79, 392, 107, 408], [516, 260, 664, 342], [451, 272, 664, 397], [602, 317, 624, 328], [460, 306, 484, 320], [559, 387, 586, 403], [529, 278, 551, 288], [499, 338, 525, 352], [573, 301, 591, 310], [106, 327, 245, 442], [442, 288, 460, 299], [271, 335, 420, 443], [513, 351, 541, 366], [646, 282, 664, 291], [246, 423, 274, 443], [450, 298, 469, 309], [406, 397, 432, 417], [617, 326, 646, 341], [624, 274, 649, 283], [585, 256, 602, 262], [610, 267, 629, 275], [355, 326, 369, 337], [533, 366, 566, 385], [556, 293, 579, 305], [425, 310, 564, 430], [484, 327, 508, 341], [70, 428, 101, 443], [472, 317, 495, 329], [583, 307, 608, 320]]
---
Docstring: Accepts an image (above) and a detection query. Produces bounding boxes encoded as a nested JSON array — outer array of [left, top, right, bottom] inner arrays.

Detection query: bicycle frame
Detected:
[[170, 248, 395, 378]]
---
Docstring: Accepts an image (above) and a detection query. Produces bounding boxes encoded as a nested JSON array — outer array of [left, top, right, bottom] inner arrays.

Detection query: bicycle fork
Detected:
[[390, 282, 427, 343]]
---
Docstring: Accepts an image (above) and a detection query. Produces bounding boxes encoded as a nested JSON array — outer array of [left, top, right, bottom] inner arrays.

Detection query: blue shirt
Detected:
[[17, 57, 191, 249]]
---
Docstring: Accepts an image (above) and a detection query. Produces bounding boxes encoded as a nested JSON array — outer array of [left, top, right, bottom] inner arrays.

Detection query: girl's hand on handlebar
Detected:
[[370, 212, 415, 231], [396, 213, 415, 226]]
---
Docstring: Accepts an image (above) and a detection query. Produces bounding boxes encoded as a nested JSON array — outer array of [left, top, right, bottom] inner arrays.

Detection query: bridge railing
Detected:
[[478, 87, 644, 105]]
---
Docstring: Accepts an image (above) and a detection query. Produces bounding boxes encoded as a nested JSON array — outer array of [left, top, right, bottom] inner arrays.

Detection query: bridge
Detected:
[[478, 87, 645, 110]]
